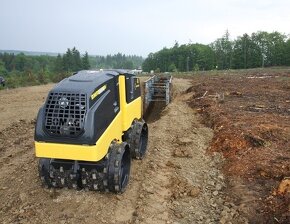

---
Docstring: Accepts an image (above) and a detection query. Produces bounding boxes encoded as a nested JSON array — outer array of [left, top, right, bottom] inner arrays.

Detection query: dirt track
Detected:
[[0, 79, 244, 223]]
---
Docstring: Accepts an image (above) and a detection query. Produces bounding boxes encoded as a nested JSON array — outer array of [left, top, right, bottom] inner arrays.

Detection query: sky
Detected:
[[0, 0, 289, 57]]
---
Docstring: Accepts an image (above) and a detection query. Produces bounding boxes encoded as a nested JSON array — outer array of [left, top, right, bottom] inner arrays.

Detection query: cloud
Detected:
[[0, 0, 289, 57]]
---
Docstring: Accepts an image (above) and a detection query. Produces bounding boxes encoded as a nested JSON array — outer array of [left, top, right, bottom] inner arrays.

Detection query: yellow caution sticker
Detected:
[[91, 85, 107, 100], [135, 78, 140, 87]]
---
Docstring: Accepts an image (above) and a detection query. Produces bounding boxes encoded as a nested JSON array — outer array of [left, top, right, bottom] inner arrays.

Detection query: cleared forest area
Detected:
[[0, 68, 290, 223]]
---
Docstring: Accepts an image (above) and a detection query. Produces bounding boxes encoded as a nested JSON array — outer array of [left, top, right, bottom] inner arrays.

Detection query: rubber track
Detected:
[[38, 142, 130, 193], [128, 120, 147, 159]]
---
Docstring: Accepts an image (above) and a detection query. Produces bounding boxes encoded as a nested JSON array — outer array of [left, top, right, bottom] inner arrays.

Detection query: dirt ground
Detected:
[[188, 69, 290, 223], [0, 84, 55, 131], [0, 79, 244, 224], [3, 70, 288, 223]]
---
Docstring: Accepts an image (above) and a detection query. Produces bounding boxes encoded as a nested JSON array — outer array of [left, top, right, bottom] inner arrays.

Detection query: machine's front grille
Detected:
[[44, 92, 87, 137]]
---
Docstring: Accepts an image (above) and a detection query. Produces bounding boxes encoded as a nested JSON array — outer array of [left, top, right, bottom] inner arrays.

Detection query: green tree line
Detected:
[[0, 48, 143, 88], [95, 53, 143, 69], [142, 30, 290, 72], [54, 47, 90, 73], [0, 52, 57, 87], [142, 42, 215, 72], [0, 47, 91, 88]]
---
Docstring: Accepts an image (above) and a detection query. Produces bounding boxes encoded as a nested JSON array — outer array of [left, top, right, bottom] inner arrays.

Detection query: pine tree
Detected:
[[82, 52, 90, 70], [72, 47, 82, 71], [63, 48, 74, 71], [54, 54, 64, 73]]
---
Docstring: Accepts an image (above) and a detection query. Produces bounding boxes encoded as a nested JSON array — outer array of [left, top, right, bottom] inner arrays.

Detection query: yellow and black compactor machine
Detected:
[[34, 70, 148, 193]]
